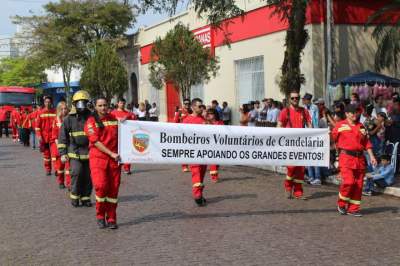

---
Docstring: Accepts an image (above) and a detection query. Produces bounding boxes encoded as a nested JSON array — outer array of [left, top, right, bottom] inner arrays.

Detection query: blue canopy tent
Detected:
[[329, 71, 400, 87]]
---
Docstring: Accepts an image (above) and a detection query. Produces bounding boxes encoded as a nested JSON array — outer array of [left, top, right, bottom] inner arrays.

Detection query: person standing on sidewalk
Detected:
[[183, 98, 207, 206], [52, 101, 70, 190], [111, 98, 136, 175], [58, 91, 92, 207], [85, 97, 121, 229], [332, 104, 377, 217], [278, 90, 311, 200], [29, 105, 39, 149], [20, 108, 31, 147], [36, 96, 56, 175]]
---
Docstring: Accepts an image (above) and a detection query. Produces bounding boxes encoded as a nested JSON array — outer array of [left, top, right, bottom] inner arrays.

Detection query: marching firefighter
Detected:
[[277, 91, 311, 200], [111, 98, 136, 175], [84, 97, 121, 229], [10, 106, 21, 142], [332, 104, 377, 217], [52, 101, 70, 189], [58, 90, 92, 207], [36, 96, 56, 175], [205, 108, 224, 182], [174, 98, 192, 173], [183, 98, 207, 206]]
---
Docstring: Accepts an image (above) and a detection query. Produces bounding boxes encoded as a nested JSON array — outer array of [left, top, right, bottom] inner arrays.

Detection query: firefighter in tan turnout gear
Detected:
[[58, 90, 93, 207]]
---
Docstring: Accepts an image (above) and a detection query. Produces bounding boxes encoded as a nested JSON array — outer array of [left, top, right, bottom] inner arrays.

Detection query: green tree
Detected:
[[367, 0, 400, 73], [80, 41, 128, 101], [0, 57, 46, 87], [14, 0, 135, 101], [149, 23, 219, 100]]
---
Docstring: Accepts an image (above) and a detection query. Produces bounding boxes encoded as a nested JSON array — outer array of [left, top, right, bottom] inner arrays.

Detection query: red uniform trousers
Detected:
[[338, 167, 364, 212], [11, 126, 18, 140], [40, 142, 52, 172], [209, 165, 219, 182], [122, 163, 131, 173], [190, 164, 207, 199], [51, 142, 70, 185], [285, 166, 305, 197], [90, 156, 121, 223]]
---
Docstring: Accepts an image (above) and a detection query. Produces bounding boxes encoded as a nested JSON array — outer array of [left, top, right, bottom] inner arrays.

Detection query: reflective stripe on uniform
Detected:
[[349, 199, 361, 205], [103, 121, 118, 127], [43, 158, 51, 162], [338, 125, 351, 132], [69, 131, 86, 137], [70, 193, 80, 200], [65, 171, 70, 175], [293, 179, 305, 184], [57, 144, 66, 149], [193, 182, 204, 187], [35, 128, 41, 131], [338, 192, 350, 202], [96, 195, 106, 202], [40, 113, 56, 118], [80, 196, 91, 201], [57, 170, 65, 174], [51, 157, 56, 161], [286, 176, 294, 181], [67, 153, 89, 160], [210, 171, 218, 175], [106, 197, 118, 204]]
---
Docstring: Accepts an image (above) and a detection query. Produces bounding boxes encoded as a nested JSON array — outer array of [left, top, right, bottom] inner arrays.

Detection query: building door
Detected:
[[130, 73, 138, 105], [166, 82, 180, 122]]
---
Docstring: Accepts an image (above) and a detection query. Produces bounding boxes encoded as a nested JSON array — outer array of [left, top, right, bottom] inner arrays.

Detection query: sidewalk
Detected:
[[256, 166, 400, 198]]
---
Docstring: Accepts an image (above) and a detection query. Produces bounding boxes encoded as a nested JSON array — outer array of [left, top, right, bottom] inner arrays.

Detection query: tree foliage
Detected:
[[14, 0, 135, 101], [80, 41, 128, 101], [0, 57, 46, 87], [367, 0, 400, 72], [149, 23, 219, 100]]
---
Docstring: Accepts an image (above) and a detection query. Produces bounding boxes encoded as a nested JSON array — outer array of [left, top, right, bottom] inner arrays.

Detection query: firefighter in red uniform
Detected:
[[183, 98, 207, 206], [10, 107, 21, 142], [174, 98, 192, 172], [20, 108, 31, 147], [278, 91, 311, 200], [332, 104, 377, 217], [111, 98, 136, 175], [36, 96, 56, 175], [85, 97, 121, 229], [29, 105, 39, 150], [51, 101, 70, 189], [205, 108, 224, 182]]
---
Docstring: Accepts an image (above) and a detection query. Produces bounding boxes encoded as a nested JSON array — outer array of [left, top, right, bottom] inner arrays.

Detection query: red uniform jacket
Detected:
[[51, 117, 63, 143], [21, 112, 32, 129], [183, 114, 205, 125], [0, 109, 7, 122], [85, 114, 118, 160], [174, 108, 190, 123], [332, 120, 372, 169], [36, 108, 56, 143], [10, 110, 21, 128], [111, 109, 136, 121], [278, 106, 311, 128], [29, 110, 39, 129]]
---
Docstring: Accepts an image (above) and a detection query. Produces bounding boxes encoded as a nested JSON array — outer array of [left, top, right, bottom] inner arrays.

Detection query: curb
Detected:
[[254, 165, 400, 198]]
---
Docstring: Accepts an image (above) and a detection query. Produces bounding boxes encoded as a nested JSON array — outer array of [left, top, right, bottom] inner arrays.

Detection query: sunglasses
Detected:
[[184, 102, 190, 105], [291, 97, 300, 100]]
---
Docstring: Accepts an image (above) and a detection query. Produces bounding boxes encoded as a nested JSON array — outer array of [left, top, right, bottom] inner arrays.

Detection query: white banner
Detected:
[[118, 121, 330, 167]]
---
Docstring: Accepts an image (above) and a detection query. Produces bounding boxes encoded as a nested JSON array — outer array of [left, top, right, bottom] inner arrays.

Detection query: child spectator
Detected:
[[363, 154, 395, 196]]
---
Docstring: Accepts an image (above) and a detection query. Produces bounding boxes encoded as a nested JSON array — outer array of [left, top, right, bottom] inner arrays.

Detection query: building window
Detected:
[[235, 56, 265, 105], [191, 83, 204, 101]]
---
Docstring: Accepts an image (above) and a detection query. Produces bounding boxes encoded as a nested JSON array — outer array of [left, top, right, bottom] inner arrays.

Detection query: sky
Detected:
[[0, 0, 187, 37]]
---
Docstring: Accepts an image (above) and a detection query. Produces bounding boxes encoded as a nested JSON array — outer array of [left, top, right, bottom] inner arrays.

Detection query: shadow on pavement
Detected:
[[207, 194, 257, 204], [119, 194, 158, 203], [219, 176, 257, 183], [308, 191, 337, 200], [134, 169, 170, 174], [120, 206, 399, 227]]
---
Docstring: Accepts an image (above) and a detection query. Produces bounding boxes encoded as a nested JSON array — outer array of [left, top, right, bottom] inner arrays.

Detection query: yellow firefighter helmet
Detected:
[[72, 90, 90, 102]]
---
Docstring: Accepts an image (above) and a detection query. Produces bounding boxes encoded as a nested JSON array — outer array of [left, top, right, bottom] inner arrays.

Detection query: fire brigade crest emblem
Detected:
[[132, 131, 150, 154]]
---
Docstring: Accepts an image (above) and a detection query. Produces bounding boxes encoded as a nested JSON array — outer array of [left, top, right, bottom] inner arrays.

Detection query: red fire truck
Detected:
[[0, 86, 36, 124]]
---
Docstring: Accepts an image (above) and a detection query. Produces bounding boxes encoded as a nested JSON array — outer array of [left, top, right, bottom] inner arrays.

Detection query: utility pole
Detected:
[[326, 0, 335, 104]]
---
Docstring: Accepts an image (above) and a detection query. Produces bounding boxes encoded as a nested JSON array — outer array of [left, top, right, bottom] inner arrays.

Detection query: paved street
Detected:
[[0, 137, 400, 265]]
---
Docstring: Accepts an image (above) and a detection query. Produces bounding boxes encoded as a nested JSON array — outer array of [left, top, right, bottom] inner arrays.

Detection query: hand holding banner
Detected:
[[119, 121, 330, 167]]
